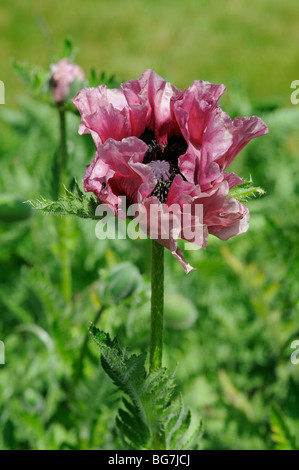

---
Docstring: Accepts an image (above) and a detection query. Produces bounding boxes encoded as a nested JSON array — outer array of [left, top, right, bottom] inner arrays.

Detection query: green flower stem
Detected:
[[58, 107, 72, 302], [150, 240, 165, 449], [150, 240, 164, 373]]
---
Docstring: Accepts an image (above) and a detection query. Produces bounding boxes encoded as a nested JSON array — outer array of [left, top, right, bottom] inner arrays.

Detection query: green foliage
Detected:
[[164, 293, 198, 330], [88, 69, 121, 89], [12, 59, 51, 104], [12, 39, 120, 113], [0, 194, 32, 223], [60, 38, 77, 62], [89, 325, 203, 449], [271, 404, 299, 450]]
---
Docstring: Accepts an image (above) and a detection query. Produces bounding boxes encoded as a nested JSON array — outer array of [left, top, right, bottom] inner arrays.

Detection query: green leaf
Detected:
[[228, 178, 265, 203], [27, 181, 100, 220], [88, 69, 121, 89], [271, 404, 298, 450], [89, 325, 203, 450], [12, 59, 51, 102], [60, 38, 77, 62]]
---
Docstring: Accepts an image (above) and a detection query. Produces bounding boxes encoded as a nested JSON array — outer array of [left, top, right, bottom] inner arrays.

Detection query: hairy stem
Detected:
[[150, 240, 164, 372], [150, 240, 166, 449]]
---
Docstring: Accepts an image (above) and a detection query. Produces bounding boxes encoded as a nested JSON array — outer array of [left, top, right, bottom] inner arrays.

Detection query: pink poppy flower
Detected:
[[72, 70, 268, 273], [50, 59, 85, 103]]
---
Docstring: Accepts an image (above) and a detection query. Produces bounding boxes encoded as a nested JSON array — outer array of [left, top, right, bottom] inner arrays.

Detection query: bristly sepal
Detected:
[[229, 177, 265, 203]]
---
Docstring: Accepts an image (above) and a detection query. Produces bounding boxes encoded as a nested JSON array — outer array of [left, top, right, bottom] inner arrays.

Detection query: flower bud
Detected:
[[50, 59, 85, 103]]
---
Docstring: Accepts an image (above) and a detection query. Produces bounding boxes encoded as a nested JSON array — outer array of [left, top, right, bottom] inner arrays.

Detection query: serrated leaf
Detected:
[[89, 325, 149, 448], [27, 182, 100, 220], [89, 325, 203, 450], [229, 178, 265, 202]]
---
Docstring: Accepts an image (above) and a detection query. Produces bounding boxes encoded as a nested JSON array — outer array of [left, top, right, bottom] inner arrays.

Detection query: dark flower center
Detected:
[[140, 128, 187, 203]]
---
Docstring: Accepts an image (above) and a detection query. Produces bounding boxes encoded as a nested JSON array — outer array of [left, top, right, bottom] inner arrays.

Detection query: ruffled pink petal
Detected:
[[210, 204, 249, 240], [137, 196, 196, 273], [223, 172, 244, 190], [83, 152, 119, 212], [84, 137, 156, 211], [196, 181, 249, 239], [75, 70, 268, 274], [216, 115, 269, 170], [166, 174, 200, 205], [73, 86, 133, 145], [73, 70, 182, 147], [173, 82, 231, 189], [143, 70, 181, 143], [166, 175, 205, 245], [172, 81, 226, 145], [178, 144, 222, 191], [120, 73, 151, 137], [198, 107, 234, 189], [173, 82, 268, 190]]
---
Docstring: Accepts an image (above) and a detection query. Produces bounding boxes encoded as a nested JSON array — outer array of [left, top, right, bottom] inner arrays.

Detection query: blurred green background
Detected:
[[1, 0, 299, 105], [0, 0, 299, 450]]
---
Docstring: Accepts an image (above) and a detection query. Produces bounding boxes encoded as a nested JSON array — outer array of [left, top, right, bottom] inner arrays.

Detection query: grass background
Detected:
[[1, 0, 299, 105]]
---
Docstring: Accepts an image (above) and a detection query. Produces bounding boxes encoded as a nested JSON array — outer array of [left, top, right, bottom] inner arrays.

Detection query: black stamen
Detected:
[[140, 128, 188, 202]]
